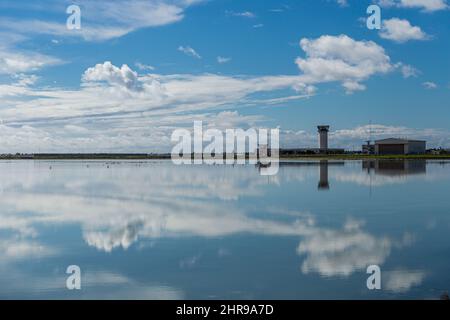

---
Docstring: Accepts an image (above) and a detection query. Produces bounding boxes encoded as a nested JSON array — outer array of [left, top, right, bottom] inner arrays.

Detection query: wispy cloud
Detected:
[[377, 0, 449, 12], [423, 81, 438, 89], [0, 48, 63, 75], [227, 10, 256, 18], [0, 0, 205, 42], [135, 62, 155, 71], [178, 46, 202, 59], [217, 56, 231, 64]]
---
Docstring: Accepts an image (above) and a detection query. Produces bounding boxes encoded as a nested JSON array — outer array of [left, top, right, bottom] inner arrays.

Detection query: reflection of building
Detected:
[[318, 160, 329, 190], [317, 125, 330, 151], [362, 160, 426, 176], [374, 138, 426, 155], [279, 161, 345, 190]]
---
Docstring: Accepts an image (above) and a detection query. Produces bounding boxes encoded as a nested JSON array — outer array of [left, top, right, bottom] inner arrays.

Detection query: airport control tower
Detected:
[[317, 125, 330, 152]]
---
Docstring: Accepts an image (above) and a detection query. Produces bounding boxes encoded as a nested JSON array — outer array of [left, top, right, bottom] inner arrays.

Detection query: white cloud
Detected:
[[228, 11, 256, 18], [217, 56, 232, 64], [384, 270, 426, 292], [336, 0, 349, 6], [135, 62, 155, 71], [423, 81, 438, 89], [1, 60, 448, 152], [295, 34, 394, 93], [398, 63, 420, 78], [0, 62, 305, 152], [0, 49, 62, 75], [380, 18, 429, 42], [377, 0, 449, 11], [82, 61, 143, 91], [0, 0, 206, 42], [178, 46, 202, 59], [12, 74, 40, 87]]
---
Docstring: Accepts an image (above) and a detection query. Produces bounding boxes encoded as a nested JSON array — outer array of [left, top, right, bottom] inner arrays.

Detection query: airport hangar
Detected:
[[374, 138, 426, 155]]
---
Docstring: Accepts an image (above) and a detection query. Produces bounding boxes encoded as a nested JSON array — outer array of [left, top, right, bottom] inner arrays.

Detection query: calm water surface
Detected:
[[0, 160, 449, 299]]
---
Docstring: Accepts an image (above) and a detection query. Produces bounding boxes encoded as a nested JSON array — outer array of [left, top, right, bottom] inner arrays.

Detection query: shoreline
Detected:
[[0, 154, 449, 161]]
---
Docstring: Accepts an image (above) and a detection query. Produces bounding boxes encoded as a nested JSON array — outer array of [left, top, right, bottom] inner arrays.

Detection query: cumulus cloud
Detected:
[[398, 63, 420, 78], [380, 18, 429, 42], [377, 0, 449, 11], [295, 34, 394, 93], [178, 46, 202, 59], [82, 61, 143, 90]]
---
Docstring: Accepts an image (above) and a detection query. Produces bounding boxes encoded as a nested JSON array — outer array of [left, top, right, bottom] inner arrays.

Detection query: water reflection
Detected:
[[0, 160, 448, 299], [362, 160, 426, 176], [318, 160, 330, 190]]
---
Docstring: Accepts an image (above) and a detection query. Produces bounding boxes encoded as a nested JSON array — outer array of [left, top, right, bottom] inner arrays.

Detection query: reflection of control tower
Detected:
[[318, 160, 330, 190], [317, 125, 330, 152]]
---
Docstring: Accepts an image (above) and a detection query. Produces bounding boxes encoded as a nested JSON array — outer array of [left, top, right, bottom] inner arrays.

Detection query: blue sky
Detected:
[[0, 0, 449, 152]]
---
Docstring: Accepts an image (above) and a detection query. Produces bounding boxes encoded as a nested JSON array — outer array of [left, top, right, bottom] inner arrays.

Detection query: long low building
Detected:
[[375, 138, 426, 155]]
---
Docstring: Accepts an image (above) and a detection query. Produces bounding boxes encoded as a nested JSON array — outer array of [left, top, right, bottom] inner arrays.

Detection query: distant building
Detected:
[[374, 138, 426, 155], [362, 141, 375, 155], [280, 125, 345, 155]]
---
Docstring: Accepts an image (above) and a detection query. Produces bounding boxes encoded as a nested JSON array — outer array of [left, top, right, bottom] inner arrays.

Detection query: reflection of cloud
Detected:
[[81, 271, 184, 300], [297, 219, 413, 277], [0, 239, 55, 263], [333, 171, 408, 186], [0, 267, 183, 300], [332, 162, 448, 187], [179, 254, 202, 269], [0, 161, 314, 252], [83, 221, 145, 252], [297, 222, 392, 277], [0, 160, 413, 287], [384, 270, 426, 293]]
